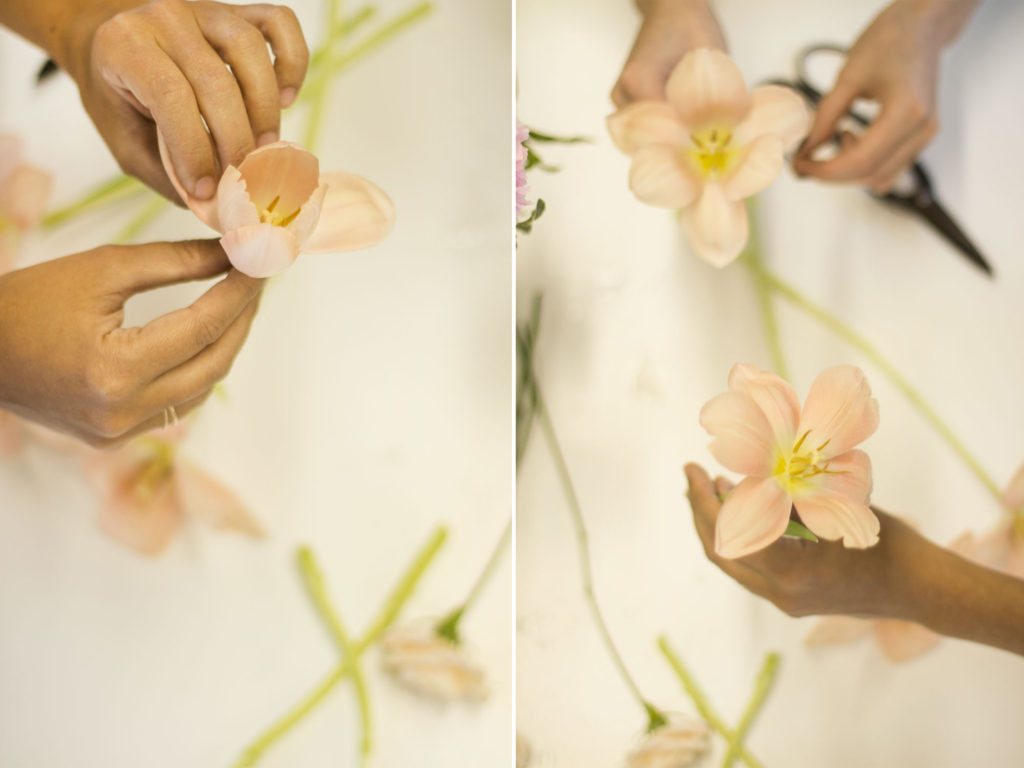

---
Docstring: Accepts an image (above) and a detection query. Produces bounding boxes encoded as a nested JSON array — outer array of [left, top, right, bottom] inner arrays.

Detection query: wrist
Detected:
[[895, 0, 981, 47]]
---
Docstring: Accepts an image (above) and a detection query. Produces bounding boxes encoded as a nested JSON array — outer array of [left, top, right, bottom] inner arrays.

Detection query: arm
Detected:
[[685, 463, 1024, 657], [793, 0, 983, 192], [0, 0, 309, 202], [612, 0, 726, 107]]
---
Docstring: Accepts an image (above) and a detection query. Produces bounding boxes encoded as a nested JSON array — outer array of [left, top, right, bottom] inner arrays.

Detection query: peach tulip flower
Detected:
[[84, 426, 263, 556], [700, 363, 880, 558], [626, 716, 709, 768], [607, 49, 809, 267], [0, 134, 53, 274], [380, 621, 487, 702], [161, 138, 395, 278]]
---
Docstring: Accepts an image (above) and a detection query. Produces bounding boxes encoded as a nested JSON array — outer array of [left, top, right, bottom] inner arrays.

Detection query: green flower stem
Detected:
[[657, 637, 763, 768], [534, 379, 664, 731], [230, 527, 447, 767], [308, 6, 377, 72], [296, 548, 373, 763], [40, 175, 146, 228], [721, 653, 778, 768], [748, 261, 1002, 503], [515, 294, 543, 467], [301, 2, 433, 150], [740, 201, 789, 379], [436, 518, 512, 643], [114, 195, 168, 243]]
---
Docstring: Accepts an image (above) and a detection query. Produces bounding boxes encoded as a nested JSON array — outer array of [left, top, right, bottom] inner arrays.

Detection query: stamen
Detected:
[[792, 430, 811, 454], [265, 195, 281, 214], [816, 438, 831, 452], [278, 208, 300, 228]]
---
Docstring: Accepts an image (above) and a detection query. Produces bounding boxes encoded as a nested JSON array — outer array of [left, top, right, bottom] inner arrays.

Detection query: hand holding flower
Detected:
[[0, 240, 261, 446], [0, 0, 310, 203]]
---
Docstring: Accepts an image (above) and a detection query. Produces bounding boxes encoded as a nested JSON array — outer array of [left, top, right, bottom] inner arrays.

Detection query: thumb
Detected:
[[104, 239, 232, 297]]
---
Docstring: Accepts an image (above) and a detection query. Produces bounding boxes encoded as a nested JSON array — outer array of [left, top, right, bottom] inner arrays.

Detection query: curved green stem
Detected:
[[114, 196, 168, 243], [41, 175, 146, 229], [747, 262, 1001, 503], [296, 548, 373, 763], [740, 201, 788, 379], [230, 527, 446, 767], [535, 380, 663, 729], [721, 653, 778, 768], [657, 637, 764, 768], [436, 518, 511, 643]]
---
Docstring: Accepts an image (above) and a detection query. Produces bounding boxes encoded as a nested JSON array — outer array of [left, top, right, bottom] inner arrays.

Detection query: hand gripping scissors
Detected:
[[766, 43, 993, 277]]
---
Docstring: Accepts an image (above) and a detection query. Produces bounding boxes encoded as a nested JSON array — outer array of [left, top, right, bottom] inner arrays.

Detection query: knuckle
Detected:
[[148, 0, 189, 22], [188, 310, 223, 349], [82, 359, 132, 405], [615, 63, 658, 102]]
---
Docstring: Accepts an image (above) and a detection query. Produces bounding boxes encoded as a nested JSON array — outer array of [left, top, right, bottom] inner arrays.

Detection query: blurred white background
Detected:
[[0, 0, 512, 766], [517, 1, 1024, 766]]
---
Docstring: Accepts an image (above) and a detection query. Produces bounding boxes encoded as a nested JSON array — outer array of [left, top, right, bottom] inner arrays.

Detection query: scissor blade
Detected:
[[917, 200, 994, 277]]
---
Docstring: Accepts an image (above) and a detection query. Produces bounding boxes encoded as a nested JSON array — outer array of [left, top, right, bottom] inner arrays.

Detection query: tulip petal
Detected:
[[804, 616, 872, 646], [720, 134, 784, 202], [157, 129, 220, 230], [715, 476, 792, 559], [792, 489, 880, 548], [628, 145, 702, 209], [0, 164, 53, 229], [699, 390, 776, 476], [88, 452, 183, 557], [302, 172, 395, 254], [681, 182, 749, 267], [1002, 463, 1024, 514], [666, 48, 751, 131], [607, 101, 689, 154], [236, 140, 319, 213], [216, 166, 260, 233], [798, 365, 879, 458], [727, 363, 799, 446], [873, 620, 941, 663], [285, 183, 327, 247], [733, 84, 811, 152], [176, 461, 264, 537], [802, 449, 873, 503], [220, 223, 300, 278], [0, 135, 21, 188]]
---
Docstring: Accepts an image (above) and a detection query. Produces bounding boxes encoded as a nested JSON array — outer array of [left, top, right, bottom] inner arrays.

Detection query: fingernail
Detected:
[[194, 176, 216, 200], [280, 87, 297, 108], [257, 131, 278, 148]]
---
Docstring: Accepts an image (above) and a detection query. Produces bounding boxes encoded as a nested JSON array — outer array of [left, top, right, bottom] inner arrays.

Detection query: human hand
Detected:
[[793, 0, 979, 192], [611, 0, 726, 107], [61, 0, 309, 202], [684, 462, 921, 618], [0, 240, 262, 447]]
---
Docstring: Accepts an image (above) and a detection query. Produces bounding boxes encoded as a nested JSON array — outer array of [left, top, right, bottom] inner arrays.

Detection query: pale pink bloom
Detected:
[[700, 364, 880, 558], [0, 135, 53, 274], [84, 426, 263, 556], [607, 49, 809, 267], [380, 621, 487, 703], [516, 121, 531, 219], [160, 138, 395, 278], [626, 716, 709, 768]]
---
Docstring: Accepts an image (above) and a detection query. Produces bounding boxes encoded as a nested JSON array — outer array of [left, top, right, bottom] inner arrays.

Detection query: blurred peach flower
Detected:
[[516, 121, 531, 220], [380, 621, 487, 702], [84, 425, 263, 556], [607, 49, 808, 267], [701, 364, 879, 558], [626, 716, 709, 768], [0, 134, 53, 274], [161, 138, 395, 277]]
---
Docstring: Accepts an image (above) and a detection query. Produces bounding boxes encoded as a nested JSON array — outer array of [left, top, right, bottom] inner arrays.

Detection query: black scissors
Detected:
[[766, 43, 993, 277]]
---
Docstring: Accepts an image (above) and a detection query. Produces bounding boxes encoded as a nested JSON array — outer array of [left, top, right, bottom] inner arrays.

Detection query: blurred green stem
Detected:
[[436, 519, 512, 643], [721, 653, 778, 768], [41, 175, 146, 228]]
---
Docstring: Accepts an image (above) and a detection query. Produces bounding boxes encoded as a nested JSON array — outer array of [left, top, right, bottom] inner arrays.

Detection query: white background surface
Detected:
[[517, 1, 1024, 766], [0, 1, 513, 766]]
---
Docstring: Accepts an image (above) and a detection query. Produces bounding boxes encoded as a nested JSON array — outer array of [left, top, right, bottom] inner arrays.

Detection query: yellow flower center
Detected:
[[774, 430, 840, 495], [258, 195, 300, 228], [686, 128, 740, 179], [132, 440, 176, 501]]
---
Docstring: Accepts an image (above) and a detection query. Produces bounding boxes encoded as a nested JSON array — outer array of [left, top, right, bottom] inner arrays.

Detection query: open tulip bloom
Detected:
[[700, 364, 881, 559], [161, 139, 395, 278], [607, 49, 809, 267]]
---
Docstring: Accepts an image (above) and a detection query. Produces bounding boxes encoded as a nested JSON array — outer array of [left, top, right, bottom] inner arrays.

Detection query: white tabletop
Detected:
[[517, 1, 1024, 766], [0, 1, 513, 766]]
